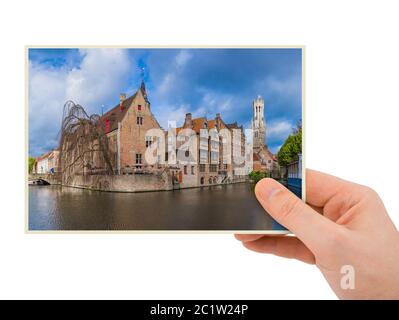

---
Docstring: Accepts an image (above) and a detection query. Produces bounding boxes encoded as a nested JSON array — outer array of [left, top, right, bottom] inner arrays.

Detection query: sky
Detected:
[[28, 48, 302, 157]]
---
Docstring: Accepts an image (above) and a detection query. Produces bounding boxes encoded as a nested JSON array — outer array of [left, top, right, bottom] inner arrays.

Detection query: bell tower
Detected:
[[252, 95, 266, 151]]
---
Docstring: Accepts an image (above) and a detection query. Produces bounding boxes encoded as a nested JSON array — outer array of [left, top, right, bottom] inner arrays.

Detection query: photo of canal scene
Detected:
[[27, 47, 303, 231]]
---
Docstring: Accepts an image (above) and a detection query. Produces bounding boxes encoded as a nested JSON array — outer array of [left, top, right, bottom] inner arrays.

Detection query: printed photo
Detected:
[[27, 47, 303, 232]]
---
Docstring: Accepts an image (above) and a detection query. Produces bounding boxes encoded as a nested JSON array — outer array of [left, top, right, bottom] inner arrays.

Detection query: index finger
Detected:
[[306, 169, 353, 207]]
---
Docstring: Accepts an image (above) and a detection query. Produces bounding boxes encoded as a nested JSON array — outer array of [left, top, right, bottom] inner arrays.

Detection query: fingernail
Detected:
[[256, 184, 280, 202]]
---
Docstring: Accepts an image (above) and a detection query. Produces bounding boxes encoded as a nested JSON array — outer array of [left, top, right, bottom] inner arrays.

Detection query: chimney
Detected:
[[215, 113, 221, 128], [119, 93, 126, 111], [185, 113, 193, 127]]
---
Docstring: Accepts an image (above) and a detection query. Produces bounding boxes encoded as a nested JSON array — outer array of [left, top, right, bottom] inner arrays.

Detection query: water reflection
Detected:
[[28, 183, 294, 231]]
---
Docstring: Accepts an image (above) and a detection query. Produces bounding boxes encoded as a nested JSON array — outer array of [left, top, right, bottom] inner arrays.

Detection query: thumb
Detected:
[[255, 178, 337, 251]]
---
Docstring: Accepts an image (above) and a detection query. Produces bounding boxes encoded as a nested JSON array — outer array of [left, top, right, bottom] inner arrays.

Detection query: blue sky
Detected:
[[28, 48, 302, 157]]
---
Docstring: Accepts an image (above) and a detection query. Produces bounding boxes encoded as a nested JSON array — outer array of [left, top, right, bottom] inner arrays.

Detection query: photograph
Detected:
[[27, 47, 303, 232], [3, 0, 399, 303]]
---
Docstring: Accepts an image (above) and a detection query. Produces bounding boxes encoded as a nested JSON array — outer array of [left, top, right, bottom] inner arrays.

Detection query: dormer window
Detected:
[[204, 122, 208, 129], [138, 104, 142, 111]]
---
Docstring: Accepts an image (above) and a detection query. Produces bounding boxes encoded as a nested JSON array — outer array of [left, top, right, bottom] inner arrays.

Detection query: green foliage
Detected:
[[277, 122, 302, 167], [249, 170, 267, 184], [28, 156, 36, 174]]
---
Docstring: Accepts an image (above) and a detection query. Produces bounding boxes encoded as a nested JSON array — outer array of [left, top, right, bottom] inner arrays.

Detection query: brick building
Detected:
[[167, 113, 248, 188], [60, 81, 248, 189], [97, 81, 162, 174], [34, 149, 60, 174]]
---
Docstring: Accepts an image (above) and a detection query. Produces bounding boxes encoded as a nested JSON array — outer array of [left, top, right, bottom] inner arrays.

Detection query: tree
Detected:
[[277, 121, 302, 167], [249, 170, 267, 184], [28, 156, 36, 174]]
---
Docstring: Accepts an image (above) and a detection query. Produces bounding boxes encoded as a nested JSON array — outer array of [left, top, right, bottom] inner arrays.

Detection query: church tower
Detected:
[[252, 95, 266, 150]]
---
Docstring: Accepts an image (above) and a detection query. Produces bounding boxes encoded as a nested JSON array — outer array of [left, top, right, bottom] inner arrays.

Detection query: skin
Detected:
[[235, 169, 399, 299]]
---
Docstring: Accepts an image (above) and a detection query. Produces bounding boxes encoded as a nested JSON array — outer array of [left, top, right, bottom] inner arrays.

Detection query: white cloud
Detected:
[[175, 50, 192, 67], [262, 75, 300, 97], [29, 49, 133, 156], [65, 49, 132, 113], [196, 89, 234, 119], [155, 104, 192, 129], [157, 73, 174, 96], [156, 50, 192, 97], [153, 90, 234, 129], [267, 120, 293, 141]]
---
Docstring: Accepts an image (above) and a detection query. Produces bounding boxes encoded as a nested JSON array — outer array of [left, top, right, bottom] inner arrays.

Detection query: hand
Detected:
[[235, 169, 399, 299]]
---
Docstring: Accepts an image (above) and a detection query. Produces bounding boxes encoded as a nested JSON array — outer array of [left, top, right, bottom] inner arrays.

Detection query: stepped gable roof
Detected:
[[192, 117, 207, 132], [176, 117, 207, 135], [226, 122, 238, 129], [176, 114, 235, 135]]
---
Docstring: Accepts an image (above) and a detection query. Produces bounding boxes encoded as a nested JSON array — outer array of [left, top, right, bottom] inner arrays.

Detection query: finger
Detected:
[[243, 236, 315, 264], [234, 234, 265, 242], [255, 178, 340, 252], [306, 169, 353, 207], [309, 204, 323, 214]]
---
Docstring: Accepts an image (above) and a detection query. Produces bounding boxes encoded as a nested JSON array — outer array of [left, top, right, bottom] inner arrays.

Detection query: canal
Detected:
[[28, 182, 289, 231]]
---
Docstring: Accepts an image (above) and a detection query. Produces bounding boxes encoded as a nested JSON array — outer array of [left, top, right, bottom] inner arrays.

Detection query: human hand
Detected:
[[235, 169, 399, 299]]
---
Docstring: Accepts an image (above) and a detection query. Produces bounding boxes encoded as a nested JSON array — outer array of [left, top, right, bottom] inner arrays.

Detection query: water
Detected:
[[28, 183, 289, 231]]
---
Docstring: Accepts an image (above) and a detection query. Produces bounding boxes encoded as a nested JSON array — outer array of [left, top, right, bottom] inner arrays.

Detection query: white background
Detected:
[[0, 0, 398, 299]]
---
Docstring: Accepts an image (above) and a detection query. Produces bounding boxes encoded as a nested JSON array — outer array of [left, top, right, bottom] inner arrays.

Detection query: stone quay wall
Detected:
[[29, 173, 62, 185], [65, 172, 173, 192], [30, 171, 247, 193]]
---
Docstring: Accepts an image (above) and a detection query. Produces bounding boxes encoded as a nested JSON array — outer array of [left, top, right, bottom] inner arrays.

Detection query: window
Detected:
[[199, 164, 206, 172], [210, 164, 218, 172], [185, 150, 190, 157], [137, 116, 143, 125], [268, 160, 271, 163], [211, 151, 218, 163], [200, 135, 208, 149], [135, 153, 142, 164], [145, 136, 153, 148], [105, 117, 110, 132], [184, 165, 187, 175], [191, 166, 195, 175], [200, 149, 208, 163], [137, 104, 142, 111]]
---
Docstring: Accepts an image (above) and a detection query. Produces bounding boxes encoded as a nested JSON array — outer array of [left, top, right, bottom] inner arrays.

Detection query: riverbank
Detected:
[[30, 172, 248, 193], [28, 182, 278, 231]]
